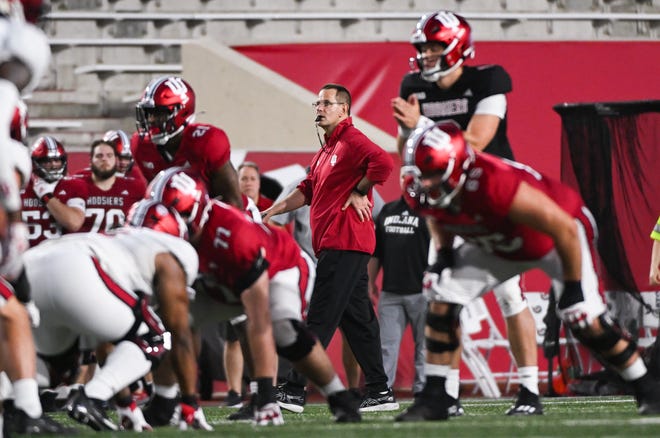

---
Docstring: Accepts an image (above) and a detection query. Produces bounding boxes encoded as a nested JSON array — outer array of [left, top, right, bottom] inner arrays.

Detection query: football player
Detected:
[[102, 129, 147, 185], [20, 136, 70, 247], [0, 278, 75, 435], [0, 0, 50, 257], [132, 76, 242, 208], [70, 139, 146, 233], [396, 121, 660, 421], [391, 10, 541, 415], [144, 167, 362, 425], [22, 216, 203, 431]]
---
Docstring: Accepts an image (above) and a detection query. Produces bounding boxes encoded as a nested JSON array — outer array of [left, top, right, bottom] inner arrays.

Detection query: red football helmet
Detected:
[[146, 167, 208, 232], [30, 136, 67, 183], [102, 129, 133, 173], [126, 199, 188, 240], [135, 76, 196, 146], [401, 120, 474, 209], [410, 11, 474, 82], [10, 100, 28, 145]]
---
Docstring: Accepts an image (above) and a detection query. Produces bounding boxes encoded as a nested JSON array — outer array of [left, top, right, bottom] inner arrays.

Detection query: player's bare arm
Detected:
[[508, 181, 581, 281], [45, 199, 84, 232], [240, 271, 277, 378], [153, 252, 196, 396], [425, 217, 455, 252], [392, 95, 421, 155], [464, 114, 501, 152], [210, 161, 243, 209]]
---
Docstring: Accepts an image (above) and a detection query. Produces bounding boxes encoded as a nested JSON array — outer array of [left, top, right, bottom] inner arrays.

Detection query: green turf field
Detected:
[[43, 396, 660, 437]]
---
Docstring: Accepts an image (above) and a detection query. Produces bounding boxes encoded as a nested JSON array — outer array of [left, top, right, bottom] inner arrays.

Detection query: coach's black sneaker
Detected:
[[275, 383, 306, 413], [328, 390, 362, 423], [224, 389, 243, 408], [65, 388, 117, 431], [447, 396, 465, 416], [3, 400, 78, 435], [228, 394, 255, 421], [359, 387, 399, 412], [395, 393, 448, 422], [143, 393, 178, 426], [505, 386, 543, 415]]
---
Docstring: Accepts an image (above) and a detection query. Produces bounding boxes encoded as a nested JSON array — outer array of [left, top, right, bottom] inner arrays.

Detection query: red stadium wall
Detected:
[[67, 41, 659, 392]]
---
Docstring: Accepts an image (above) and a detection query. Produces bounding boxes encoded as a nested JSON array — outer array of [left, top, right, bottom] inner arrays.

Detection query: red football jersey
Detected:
[[420, 153, 590, 261], [131, 123, 231, 186], [71, 174, 145, 233], [196, 200, 308, 298], [20, 179, 62, 247]]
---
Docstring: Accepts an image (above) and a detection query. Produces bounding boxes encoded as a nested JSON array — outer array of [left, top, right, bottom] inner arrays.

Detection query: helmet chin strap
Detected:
[[421, 58, 465, 82]]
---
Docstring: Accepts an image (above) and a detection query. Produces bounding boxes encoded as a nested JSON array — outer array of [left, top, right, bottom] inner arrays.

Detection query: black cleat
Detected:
[[142, 393, 178, 426], [275, 383, 306, 413], [227, 394, 255, 421], [328, 390, 361, 423], [3, 400, 78, 435], [395, 395, 448, 422], [224, 389, 243, 408], [506, 386, 543, 416], [64, 388, 117, 431], [447, 396, 465, 417]]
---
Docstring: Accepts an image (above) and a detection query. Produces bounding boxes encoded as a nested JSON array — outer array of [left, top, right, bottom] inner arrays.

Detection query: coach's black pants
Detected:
[[286, 249, 389, 392]]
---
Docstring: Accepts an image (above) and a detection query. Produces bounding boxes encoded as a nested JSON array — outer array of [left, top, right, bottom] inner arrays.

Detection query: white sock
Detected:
[[0, 372, 13, 400], [319, 375, 345, 397], [620, 357, 647, 381], [518, 366, 539, 395], [154, 383, 180, 399], [85, 341, 151, 401], [425, 363, 450, 377], [445, 369, 460, 399], [13, 378, 42, 418]]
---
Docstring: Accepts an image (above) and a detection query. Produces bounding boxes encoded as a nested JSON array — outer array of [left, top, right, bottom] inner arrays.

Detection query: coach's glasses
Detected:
[[312, 100, 346, 108]]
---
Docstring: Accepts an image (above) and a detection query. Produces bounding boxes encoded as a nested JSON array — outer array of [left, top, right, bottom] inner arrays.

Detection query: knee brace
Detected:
[[493, 278, 527, 318], [273, 319, 316, 362], [425, 304, 461, 354], [571, 313, 637, 367]]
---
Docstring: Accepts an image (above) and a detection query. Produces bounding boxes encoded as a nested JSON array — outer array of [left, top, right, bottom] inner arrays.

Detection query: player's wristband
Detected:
[[353, 185, 368, 197], [40, 193, 54, 204]]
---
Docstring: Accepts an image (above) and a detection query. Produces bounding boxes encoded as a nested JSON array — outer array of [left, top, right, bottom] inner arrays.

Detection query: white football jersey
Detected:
[[29, 227, 199, 296]]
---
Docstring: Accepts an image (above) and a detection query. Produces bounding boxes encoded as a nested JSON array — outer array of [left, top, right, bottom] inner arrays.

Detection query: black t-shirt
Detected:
[[399, 64, 514, 160], [373, 197, 430, 295]]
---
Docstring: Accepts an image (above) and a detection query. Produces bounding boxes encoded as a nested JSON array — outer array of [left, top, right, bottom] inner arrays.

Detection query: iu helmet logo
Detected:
[[409, 10, 474, 82], [163, 77, 190, 106], [135, 76, 196, 145], [401, 121, 474, 209], [146, 166, 208, 232], [126, 199, 189, 240]]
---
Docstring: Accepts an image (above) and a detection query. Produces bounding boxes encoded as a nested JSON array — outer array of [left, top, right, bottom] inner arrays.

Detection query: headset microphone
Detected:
[[314, 117, 324, 148]]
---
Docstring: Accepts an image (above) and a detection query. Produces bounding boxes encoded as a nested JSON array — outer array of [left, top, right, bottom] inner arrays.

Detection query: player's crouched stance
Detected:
[[395, 121, 660, 421], [0, 278, 76, 435], [142, 168, 362, 426], [22, 220, 206, 432]]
